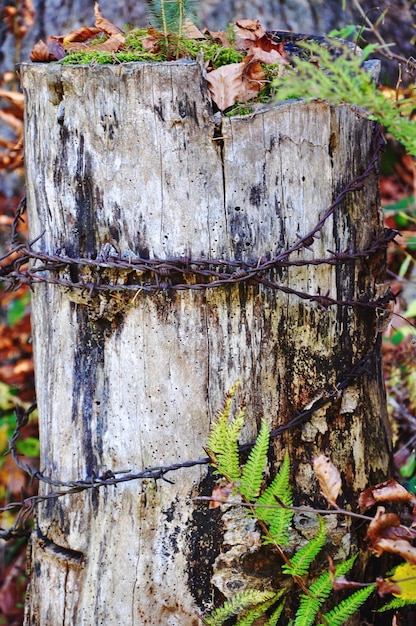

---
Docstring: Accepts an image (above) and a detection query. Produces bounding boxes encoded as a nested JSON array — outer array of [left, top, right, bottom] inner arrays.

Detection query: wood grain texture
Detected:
[[22, 61, 391, 624]]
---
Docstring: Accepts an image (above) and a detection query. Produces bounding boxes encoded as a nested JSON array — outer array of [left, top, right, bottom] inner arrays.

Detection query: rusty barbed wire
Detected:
[[0, 126, 391, 539], [0, 126, 391, 311], [0, 348, 375, 540]]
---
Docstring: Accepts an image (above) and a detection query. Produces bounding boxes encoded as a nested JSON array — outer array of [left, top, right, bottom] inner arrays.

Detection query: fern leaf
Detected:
[[378, 597, 416, 612], [264, 601, 285, 626], [236, 590, 284, 626], [255, 451, 293, 545], [295, 554, 358, 625], [282, 516, 326, 577], [206, 382, 244, 482], [205, 590, 276, 626], [295, 556, 357, 626], [293, 597, 321, 626], [240, 419, 270, 500], [318, 585, 375, 626]]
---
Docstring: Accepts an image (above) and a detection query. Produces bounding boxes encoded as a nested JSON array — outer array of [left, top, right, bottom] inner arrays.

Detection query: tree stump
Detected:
[[22, 60, 391, 625]]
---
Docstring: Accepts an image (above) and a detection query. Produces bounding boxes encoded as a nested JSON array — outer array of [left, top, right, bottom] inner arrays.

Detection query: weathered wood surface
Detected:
[[22, 60, 391, 624]]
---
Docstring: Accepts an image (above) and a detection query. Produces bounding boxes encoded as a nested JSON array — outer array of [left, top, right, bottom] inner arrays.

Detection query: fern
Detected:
[[378, 597, 416, 611], [282, 516, 327, 577], [265, 601, 285, 626], [205, 403, 375, 625], [318, 585, 376, 626], [294, 555, 357, 626], [240, 419, 270, 500], [274, 41, 416, 157], [256, 451, 293, 545], [204, 589, 276, 626], [235, 590, 284, 626], [206, 381, 244, 483]]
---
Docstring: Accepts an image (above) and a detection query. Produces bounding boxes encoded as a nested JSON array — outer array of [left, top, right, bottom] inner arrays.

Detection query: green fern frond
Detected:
[[240, 419, 270, 500], [236, 590, 284, 626], [255, 451, 293, 545], [265, 601, 285, 626], [318, 584, 376, 626], [294, 597, 321, 626], [274, 41, 416, 157], [294, 555, 358, 626], [206, 382, 244, 483], [205, 589, 276, 626], [282, 516, 326, 577], [377, 597, 416, 612]]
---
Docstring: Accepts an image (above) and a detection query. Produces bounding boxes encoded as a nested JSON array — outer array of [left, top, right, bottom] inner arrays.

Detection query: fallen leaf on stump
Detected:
[[312, 454, 341, 506], [359, 478, 416, 509], [207, 56, 265, 111], [94, 1, 123, 36], [30, 39, 65, 62]]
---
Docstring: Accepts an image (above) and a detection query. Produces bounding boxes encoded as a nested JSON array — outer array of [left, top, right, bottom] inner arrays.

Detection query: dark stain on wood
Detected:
[[188, 469, 224, 611]]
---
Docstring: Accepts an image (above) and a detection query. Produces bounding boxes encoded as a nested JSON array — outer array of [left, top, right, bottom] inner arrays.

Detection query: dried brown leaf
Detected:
[[203, 28, 232, 47], [235, 19, 266, 41], [366, 508, 401, 547], [30, 39, 65, 62], [183, 19, 204, 39], [359, 478, 416, 510], [313, 454, 341, 505], [249, 44, 288, 65], [207, 58, 265, 111], [142, 35, 162, 53], [59, 27, 101, 45], [66, 33, 125, 54], [376, 577, 402, 597], [206, 63, 245, 111], [374, 538, 416, 564], [88, 33, 125, 53], [94, 2, 123, 36], [209, 483, 233, 509]]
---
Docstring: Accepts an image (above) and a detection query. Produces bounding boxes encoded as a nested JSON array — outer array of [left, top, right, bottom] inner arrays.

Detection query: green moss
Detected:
[[61, 28, 245, 67]]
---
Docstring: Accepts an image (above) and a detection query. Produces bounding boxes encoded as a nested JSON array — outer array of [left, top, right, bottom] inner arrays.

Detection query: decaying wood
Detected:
[[22, 60, 391, 624]]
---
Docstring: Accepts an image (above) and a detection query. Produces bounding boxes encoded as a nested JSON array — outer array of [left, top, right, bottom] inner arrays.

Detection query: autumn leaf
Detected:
[[183, 19, 204, 39], [59, 26, 101, 45], [374, 538, 416, 564], [68, 33, 125, 54], [141, 30, 163, 53], [203, 28, 232, 47], [359, 478, 416, 509], [389, 562, 416, 599], [234, 19, 266, 47], [249, 46, 288, 65], [366, 507, 416, 563], [29, 39, 65, 62], [375, 577, 402, 597], [207, 57, 265, 112], [94, 1, 123, 36], [366, 508, 401, 546], [313, 454, 341, 506], [209, 482, 234, 509]]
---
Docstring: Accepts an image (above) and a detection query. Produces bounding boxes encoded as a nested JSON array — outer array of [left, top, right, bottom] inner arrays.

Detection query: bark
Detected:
[[22, 60, 391, 625]]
